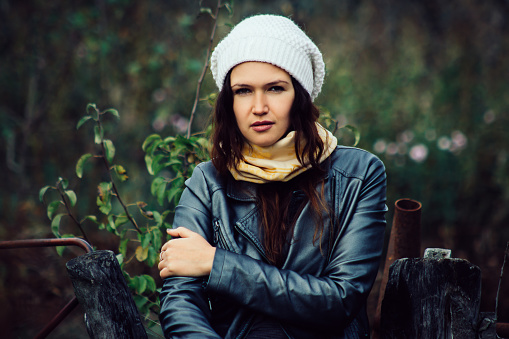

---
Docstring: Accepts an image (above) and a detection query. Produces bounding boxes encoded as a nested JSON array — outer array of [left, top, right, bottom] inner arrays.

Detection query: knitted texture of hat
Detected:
[[210, 14, 325, 101]]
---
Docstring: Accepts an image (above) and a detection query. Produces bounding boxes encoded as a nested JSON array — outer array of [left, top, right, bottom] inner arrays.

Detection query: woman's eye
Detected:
[[234, 88, 250, 95], [268, 86, 284, 93]]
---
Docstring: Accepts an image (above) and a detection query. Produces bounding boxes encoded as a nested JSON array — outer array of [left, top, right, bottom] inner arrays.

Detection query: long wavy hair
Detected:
[[211, 69, 330, 267]]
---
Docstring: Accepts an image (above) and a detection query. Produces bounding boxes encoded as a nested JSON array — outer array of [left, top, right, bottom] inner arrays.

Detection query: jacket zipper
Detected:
[[214, 219, 231, 251], [234, 223, 270, 263], [327, 172, 337, 264]]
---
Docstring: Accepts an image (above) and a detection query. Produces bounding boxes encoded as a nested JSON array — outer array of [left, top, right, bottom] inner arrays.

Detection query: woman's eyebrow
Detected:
[[231, 83, 251, 88], [266, 80, 290, 86], [231, 80, 290, 88]]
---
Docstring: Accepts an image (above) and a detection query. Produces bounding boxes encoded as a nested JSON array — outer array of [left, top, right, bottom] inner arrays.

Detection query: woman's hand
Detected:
[[158, 227, 216, 279]]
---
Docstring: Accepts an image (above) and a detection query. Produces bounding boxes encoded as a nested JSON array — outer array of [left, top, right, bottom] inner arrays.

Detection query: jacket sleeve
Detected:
[[205, 154, 387, 331], [159, 165, 222, 339]]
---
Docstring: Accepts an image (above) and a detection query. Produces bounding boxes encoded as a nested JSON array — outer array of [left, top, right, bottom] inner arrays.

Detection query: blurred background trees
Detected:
[[1, 0, 508, 337]]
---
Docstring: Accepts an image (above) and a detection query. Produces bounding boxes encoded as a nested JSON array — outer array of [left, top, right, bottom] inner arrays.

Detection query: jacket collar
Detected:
[[226, 175, 258, 201]]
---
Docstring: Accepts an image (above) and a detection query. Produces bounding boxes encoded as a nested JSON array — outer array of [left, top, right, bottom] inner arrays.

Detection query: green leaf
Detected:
[[94, 125, 103, 144], [200, 7, 213, 17], [114, 214, 129, 228], [86, 103, 98, 118], [141, 232, 151, 249], [47, 200, 62, 220], [39, 185, 51, 202], [196, 136, 210, 150], [146, 247, 158, 267], [148, 153, 167, 176], [76, 115, 93, 130], [137, 276, 147, 294], [103, 108, 120, 119], [167, 175, 185, 205], [114, 164, 128, 181], [145, 247, 159, 267], [151, 227, 162, 251], [151, 177, 167, 205], [142, 134, 162, 152], [76, 153, 93, 178], [51, 213, 66, 237], [150, 176, 166, 195], [143, 274, 157, 293], [97, 182, 112, 215], [341, 124, 361, 147], [144, 154, 154, 175], [106, 215, 119, 235], [153, 211, 162, 227], [127, 275, 135, 289], [135, 246, 149, 262], [57, 177, 69, 190], [116, 253, 124, 265], [203, 92, 218, 107], [56, 246, 66, 256], [163, 158, 183, 171], [224, 2, 233, 15], [162, 136, 176, 144], [103, 139, 115, 163], [65, 190, 77, 207], [167, 187, 183, 206], [132, 294, 147, 309], [81, 215, 98, 224], [119, 238, 129, 257]]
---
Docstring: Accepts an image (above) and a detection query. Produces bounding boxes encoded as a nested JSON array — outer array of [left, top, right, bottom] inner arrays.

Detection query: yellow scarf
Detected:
[[229, 123, 337, 183]]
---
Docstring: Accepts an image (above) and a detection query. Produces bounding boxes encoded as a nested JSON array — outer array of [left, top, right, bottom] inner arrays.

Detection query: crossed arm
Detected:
[[158, 158, 387, 337], [158, 227, 216, 278]]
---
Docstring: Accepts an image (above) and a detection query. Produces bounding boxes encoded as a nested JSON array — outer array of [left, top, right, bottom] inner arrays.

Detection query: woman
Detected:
[[158, 14, 387, 338]]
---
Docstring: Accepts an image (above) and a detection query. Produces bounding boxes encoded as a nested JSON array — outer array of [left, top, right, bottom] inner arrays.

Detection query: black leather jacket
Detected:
[[159, 146, 387, 338]]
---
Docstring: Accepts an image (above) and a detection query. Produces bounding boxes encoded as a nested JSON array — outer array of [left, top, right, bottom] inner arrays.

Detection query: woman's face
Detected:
[[230, 62, 295, 148]]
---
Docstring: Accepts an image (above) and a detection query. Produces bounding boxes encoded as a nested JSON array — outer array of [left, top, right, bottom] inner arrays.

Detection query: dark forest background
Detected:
[[1, 0, 508, 337]]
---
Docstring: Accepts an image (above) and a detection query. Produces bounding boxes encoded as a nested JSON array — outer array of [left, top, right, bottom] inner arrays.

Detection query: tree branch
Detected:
[[99, 139, 142, 234], [56, 182, 90, 243], [186, 0, 222, 139], [95, 116, 142, 234]]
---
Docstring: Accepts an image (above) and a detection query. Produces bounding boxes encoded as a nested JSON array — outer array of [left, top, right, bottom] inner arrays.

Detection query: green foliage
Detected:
[[143, 133, 210, 207], [37, 4, 231, 330], [40, 104, 183, 326], [319, 107, 360, 147]]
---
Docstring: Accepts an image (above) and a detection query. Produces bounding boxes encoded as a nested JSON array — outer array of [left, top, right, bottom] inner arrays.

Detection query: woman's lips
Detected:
[[251, 121, 274, 132]]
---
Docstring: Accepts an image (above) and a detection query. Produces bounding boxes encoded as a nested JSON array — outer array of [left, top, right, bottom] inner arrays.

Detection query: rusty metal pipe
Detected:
[[0, 237, 93, 253], [0, 238, 93, 338], [34, 297, 80, 339], [372, 198, 422, 338]]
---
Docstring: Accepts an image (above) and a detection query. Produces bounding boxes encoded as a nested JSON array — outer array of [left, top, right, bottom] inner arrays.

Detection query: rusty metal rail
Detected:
[[0, 238, 93, 338]]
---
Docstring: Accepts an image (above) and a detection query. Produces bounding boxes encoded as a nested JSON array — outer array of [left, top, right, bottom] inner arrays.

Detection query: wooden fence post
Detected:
[[66, 250, 148, 339], [380, 249, 481, 338]]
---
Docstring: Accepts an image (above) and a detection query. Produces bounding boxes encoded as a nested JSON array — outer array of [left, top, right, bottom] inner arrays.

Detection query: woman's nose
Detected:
[[252, 93, 268, 114]]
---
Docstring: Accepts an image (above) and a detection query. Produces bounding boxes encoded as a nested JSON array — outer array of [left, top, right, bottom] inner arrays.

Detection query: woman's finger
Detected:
[[167, 226, 195, 238]]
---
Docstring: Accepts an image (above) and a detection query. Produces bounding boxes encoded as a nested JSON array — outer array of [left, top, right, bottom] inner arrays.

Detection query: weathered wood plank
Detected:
[[66, 250, 147, 339], [380, 257, 481, 338]]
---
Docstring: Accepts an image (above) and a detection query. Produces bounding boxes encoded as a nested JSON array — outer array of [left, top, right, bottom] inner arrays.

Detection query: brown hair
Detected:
[[211, 71, 329, 266]]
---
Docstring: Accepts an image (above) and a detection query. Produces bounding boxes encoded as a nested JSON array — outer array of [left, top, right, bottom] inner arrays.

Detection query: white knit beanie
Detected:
[[210, 14, 325, 101]]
